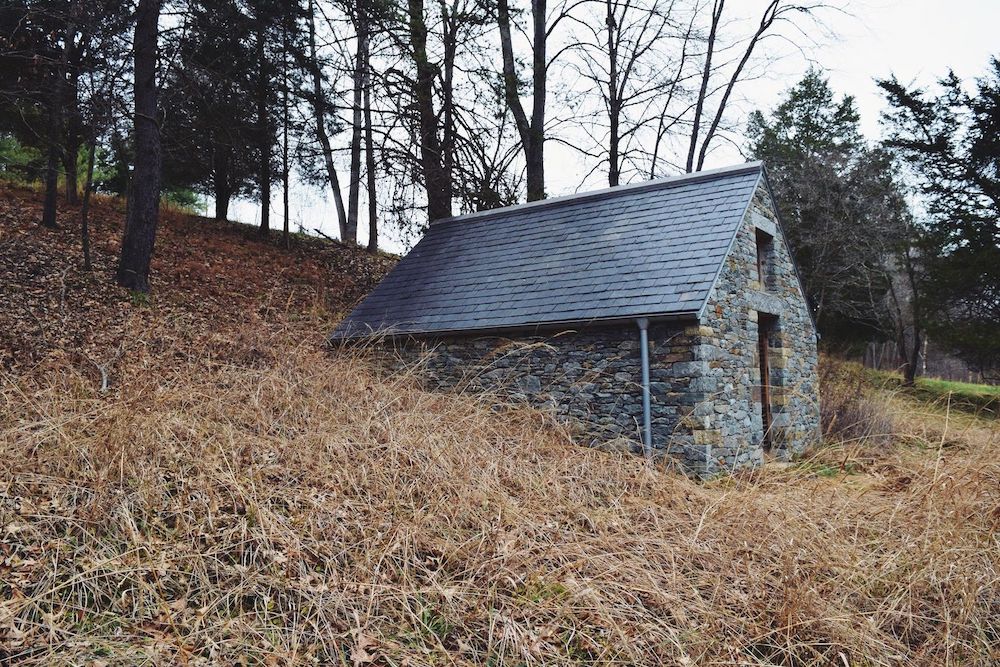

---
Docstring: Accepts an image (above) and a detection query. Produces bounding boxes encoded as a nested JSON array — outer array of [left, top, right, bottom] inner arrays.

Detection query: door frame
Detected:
[[757, 315, 776, 450]]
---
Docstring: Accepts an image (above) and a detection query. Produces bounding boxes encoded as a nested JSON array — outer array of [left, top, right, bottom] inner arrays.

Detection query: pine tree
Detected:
[[879, 59, 1000, 380], [748, 69, 912, 346]]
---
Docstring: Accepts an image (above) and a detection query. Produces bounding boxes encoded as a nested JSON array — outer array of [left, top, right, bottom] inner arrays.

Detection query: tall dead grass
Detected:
[[819, 357, 897, 448], [1, 321, 998, 665]]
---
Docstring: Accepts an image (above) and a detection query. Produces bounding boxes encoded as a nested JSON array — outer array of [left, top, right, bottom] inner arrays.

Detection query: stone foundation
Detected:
[[382, 323, 701, 461], [378, 319, 766, 476]]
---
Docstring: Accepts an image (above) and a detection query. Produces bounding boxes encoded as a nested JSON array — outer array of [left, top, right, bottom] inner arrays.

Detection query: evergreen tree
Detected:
[[879, 58, 1000, 380], [160, 0, 259, 221], [116, 0, 163, 292], [748, 70, 913, 347], [0, 1, 131, 224]]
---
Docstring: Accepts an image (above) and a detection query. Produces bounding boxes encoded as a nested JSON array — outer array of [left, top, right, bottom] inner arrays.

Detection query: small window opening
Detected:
[[755, 228, 773, 286]]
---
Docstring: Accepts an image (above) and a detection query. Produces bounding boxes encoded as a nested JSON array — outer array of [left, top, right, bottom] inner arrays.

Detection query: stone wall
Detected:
[[368, 179, 820, 476], [690, 181, 821, 470], [382, 322, 713, 467]]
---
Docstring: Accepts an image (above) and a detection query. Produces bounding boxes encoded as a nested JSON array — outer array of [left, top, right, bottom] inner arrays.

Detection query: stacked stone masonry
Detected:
[[382, 182, 820, 475]]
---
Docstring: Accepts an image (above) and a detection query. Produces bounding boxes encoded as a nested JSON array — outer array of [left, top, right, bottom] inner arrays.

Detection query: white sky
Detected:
[[741, 0, 1000, 154], [229, 0, 1000, 254]]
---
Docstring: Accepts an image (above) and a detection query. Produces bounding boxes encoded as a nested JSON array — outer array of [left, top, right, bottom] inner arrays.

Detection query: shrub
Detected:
[[819, 356, 896, 446]]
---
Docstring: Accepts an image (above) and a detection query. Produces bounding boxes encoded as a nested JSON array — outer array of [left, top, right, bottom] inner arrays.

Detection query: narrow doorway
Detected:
[[757, 316, 775, 449]]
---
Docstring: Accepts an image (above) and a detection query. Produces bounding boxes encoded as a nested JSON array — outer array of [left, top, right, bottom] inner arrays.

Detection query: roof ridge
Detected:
[[430, 161, 763, 227]]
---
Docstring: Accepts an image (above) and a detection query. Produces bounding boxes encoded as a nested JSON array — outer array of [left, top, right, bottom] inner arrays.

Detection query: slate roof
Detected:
[[333, 162, 764, 339]]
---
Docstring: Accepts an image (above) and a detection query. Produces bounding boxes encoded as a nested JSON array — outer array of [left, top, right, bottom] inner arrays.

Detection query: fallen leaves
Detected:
[[0, 184, 394, 379]]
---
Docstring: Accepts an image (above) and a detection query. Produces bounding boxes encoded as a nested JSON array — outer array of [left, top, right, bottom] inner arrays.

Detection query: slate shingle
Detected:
[[333, 162, 763, 338]]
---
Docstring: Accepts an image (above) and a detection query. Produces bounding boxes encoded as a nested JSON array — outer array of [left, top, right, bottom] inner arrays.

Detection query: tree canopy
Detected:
[[879, 59, 1000, 379], [747, 69, 911, 344]]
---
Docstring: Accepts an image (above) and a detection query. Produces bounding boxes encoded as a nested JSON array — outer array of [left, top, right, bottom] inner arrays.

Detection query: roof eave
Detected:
[[330, 310, 701, 343]]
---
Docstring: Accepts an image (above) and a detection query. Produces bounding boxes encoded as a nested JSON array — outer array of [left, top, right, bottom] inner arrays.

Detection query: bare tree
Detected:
[[405, 0, 453, 220], [685, 0, 831, 173], [345, 2, 369, 244], [496, 0, 548, 200], [376, 0, 502, 222], [116, 0, 163, 292], [647, 6, 697, 177], [883, 245, 924, 387], [362, 6, 379, 252], [306, 0, 349, 239], [569, 0, 691, 185], [254, 6, 271, 237], [80, 68, 117, 272]]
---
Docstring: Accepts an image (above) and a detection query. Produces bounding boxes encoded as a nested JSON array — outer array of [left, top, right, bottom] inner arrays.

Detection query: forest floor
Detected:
[[1, 184, 998, 666]]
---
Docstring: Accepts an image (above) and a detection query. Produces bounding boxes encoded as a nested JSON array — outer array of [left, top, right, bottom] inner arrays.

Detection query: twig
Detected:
[[86, 356, 110, 393], [313, 227, 337, 243], [82, 340, 128, 393]]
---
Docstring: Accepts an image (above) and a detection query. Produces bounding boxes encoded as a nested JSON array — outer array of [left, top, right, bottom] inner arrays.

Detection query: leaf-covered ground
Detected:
[[0, 185, 394, 375]]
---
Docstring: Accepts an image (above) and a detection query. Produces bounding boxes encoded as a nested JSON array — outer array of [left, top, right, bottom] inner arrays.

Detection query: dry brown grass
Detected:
[[819, 358, 896, 449], [2, 313, 998, 666], [1, 183, 998, 665]]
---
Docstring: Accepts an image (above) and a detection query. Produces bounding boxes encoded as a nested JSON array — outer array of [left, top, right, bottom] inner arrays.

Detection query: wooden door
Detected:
[[758, 325, 772, 449]]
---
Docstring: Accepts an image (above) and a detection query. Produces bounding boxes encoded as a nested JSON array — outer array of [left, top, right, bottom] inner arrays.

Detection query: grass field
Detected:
[[1, 184, 998, 665], [918, 376, 1000, 397], [866, 367, 1000, 419]]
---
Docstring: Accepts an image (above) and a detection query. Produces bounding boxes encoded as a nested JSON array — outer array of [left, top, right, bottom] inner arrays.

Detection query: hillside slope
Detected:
[[1, 185, 998, 666], [0, 185, 393, 373]]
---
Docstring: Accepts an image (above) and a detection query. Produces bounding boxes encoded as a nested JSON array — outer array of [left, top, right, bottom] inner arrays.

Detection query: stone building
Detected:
[[333, 162, 820, 475]]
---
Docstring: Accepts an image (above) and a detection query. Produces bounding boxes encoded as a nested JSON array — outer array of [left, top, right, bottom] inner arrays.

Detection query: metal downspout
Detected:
[[636, 317, 652, 458]]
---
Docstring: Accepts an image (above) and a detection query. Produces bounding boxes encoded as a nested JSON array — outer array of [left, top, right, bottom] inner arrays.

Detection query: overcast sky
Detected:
[[230, 0, 1000, 253], [706, 0, 1000, 165]]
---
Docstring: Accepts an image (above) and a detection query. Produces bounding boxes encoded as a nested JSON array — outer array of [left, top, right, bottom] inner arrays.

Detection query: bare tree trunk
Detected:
[[307, 0, 349, 239], [685, 0, 721, 173], [649, 12, 695, 179], [64, 139, 80, 204], [256, 16, 270, 238], [346, 5, 366, 245], [80, 137, 97, 271], [41, 107, 60, 228], [695, 0, 780, 171], [64, 70, 81, 204], [407, 0, 452, 220], [213, 142, 232, 220], [884, 246, 923, 387], [362, 13, 378, 253], [497, 0, 546, 201], [606, 0, 619, 187], [901, 248, 922, 387], [282, 17, 291, 249], [527, 0, 547, 200], [438, 0, 457, 195], [63, 5, 82, 204], [41, 8, 77, 228], [214, 189, 230, 220], [116, 0, 162, 293], [903, 332, 921, 386]]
